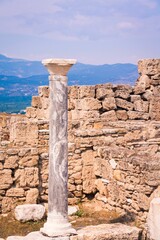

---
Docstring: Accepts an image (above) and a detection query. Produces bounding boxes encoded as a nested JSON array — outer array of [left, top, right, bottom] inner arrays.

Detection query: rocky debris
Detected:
[[14, 204, 46, 222], [68, 205, 79, 216], [71, 223, 142, 240], [7, 232, 70, 240], [6, 224, 142, 240], [7, 237, 23, 240]]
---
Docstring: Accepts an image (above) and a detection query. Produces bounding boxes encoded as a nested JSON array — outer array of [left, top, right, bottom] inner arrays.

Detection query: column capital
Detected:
[[42, 58, 77, 76]]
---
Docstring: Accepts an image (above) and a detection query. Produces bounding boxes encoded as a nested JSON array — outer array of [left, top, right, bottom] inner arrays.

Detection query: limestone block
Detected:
[[153, 85, 160, 96], [138, 59, 160, 75], [95, 179, 108, 196], [31, 148, 39, 155], [80, 110, 100, 120], [147, 198, 160, 240], [7, 232, 70, 240], [68, 99, 75, 110], [102, 97, 116, 111], [82, 165, 96, 194], [151, 73, 160, 80], [38, 86, 49, 97], [0, 169, 13, 189], [19, 155, 38, 167], [68, 86, 79, 99], [6, 188, 25, 197], [130, 95, 141, 102], [36, 108, 49, 120], [101, 110, 118, 121], [2, 197, 20, 213], [6, 149, 18, 155], [26, 107, 37, 118], [68, 183, 76, 192], [149, 96, 160, 120], [137, 193, 149, 211], [142, 90, 153, 101], [109, 159, 117, 169], [40, 152, 49, 159], [128, 111, 149, 120], [113, 170, 123, 182], [18, 148, 30, 157], [115, 85, 132, 99], [0, 162, 3, 169], [96, 86, 114, 100], [31, 96, 42, 108], [26, 188, 39, 203], [10, 121, 38, 145], [115, 98, 133, 111], [6, 237, 23, 240], [78, 98, 101, 110], [151, 79, 160, 86], [15, 204, 45, 222], [134, 100, 149, 112], [76, 185, 83, 191], [15, 168, 39, 187], [41, 97, 49, 110], [83, 178, 96, 194], [115, 84, 132, 91], [134, 75, 151, 94], [71, 223, 142, 240], [119, 130, 142, 144], [4, 155, 19, 169], [116, 110, 128, 120], [82, 150, 94, 166], [0, 151, 5, 161], [70, 172, 82, 181], [1, 140, 10, 146], [79, 85, 95, 98], [68, 143, 76, 153], [95, 193, 107, 203], [68, 205, 79, 215]]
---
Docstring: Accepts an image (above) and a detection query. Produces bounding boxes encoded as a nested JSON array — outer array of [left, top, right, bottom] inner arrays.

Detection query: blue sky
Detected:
[[0, 0, 160, 64]]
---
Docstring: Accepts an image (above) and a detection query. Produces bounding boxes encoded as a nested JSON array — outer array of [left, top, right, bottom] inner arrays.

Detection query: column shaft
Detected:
[[49, 75, 68, 215], [40, 59, 76, 237]]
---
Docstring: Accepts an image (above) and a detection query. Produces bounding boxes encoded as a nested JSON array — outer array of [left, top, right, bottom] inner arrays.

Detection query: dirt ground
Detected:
[[0, 208, 135, 239]]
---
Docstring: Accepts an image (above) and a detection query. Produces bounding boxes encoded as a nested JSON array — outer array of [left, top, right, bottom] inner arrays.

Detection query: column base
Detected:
[[40, 212, 77, 237]]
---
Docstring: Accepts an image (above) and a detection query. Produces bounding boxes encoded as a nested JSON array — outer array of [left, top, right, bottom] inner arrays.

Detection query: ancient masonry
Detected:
[[0, 59, 160, 226]]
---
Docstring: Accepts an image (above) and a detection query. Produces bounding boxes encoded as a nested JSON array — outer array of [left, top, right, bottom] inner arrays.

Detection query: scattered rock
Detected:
[[7, 237, 23, 240], [70, 223, 142, 240], [68, 205, 79, 216], [15, 204, 45, 222]]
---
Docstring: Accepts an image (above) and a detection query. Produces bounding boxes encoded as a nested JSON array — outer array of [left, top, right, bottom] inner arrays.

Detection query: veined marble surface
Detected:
[[41, 60, 77, 237]]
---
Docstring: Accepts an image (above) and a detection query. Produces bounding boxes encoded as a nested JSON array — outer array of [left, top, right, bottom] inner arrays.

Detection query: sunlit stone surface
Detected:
[[147, 198, 160, 240]]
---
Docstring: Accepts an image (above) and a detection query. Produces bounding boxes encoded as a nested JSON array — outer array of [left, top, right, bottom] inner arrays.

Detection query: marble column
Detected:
[[40, 59, 77, 237]]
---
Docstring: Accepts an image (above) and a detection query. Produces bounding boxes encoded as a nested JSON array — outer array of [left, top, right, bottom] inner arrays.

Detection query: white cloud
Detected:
[[117, 21, 136, 30], [136, 0, 157, 9], [0, 0, 159, 40], [0, 0, 63, 16], [0, 0, 160, 64]]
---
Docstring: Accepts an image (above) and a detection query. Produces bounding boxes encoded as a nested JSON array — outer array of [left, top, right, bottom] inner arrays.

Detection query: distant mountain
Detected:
[[0, 54, 138, 113], [0, 74, 48, 97], [0, 54, 47, 78]]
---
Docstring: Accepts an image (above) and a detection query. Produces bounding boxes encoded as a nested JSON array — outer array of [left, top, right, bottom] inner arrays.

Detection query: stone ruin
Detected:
[[0, 58, 160, 238]]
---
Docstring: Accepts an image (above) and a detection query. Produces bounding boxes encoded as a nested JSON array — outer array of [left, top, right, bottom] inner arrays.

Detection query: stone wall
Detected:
[[0, 59, 160, 226]]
